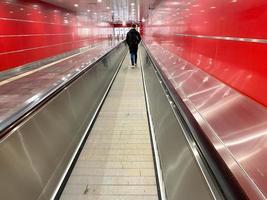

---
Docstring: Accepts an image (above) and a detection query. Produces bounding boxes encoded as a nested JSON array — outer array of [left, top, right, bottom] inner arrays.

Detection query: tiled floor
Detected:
[[0, 41, 120, 123], [60, 54, 158, 200]]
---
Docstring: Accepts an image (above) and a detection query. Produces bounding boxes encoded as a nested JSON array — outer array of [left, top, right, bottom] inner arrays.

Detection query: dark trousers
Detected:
[[130, 49, 138, 65]]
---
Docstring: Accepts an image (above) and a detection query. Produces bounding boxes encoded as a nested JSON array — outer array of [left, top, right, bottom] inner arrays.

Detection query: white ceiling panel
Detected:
[[41, 0, 152, 23]]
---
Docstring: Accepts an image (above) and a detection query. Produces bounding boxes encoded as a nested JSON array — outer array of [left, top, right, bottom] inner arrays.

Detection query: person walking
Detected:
[[126, 24, 141, 68]]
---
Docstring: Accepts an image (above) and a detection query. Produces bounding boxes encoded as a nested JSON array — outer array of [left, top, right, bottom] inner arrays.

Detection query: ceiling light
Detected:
[[97, 0, 102, 2], [74, 4, 78, 7], [131, 3, 135, 6], [106, 6, 110, 9], [87, 9, 91, 12], [171, 2, 181, 5]]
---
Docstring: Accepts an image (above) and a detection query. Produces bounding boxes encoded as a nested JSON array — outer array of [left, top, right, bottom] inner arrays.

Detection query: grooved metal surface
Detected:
[[60, 53, 158, 200]]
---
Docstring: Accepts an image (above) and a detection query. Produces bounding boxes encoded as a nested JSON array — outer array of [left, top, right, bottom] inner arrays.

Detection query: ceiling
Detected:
[[41, 0, 156, 23]]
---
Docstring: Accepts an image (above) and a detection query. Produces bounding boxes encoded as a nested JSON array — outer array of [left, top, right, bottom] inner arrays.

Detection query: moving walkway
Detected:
[[0, 42, 244, 200]]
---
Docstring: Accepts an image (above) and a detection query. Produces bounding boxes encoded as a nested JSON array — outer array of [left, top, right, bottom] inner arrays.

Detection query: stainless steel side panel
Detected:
[[140, 45, 217, 200], [0, 42, 127, 200]]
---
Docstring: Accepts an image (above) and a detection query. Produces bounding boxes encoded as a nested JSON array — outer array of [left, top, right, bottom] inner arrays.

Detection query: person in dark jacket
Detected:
[[126, 24, 141, 68]]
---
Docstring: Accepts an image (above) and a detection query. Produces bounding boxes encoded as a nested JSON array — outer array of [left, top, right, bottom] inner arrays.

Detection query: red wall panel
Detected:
[[0, 0, 112, 71], [143, 0, 267, 107]]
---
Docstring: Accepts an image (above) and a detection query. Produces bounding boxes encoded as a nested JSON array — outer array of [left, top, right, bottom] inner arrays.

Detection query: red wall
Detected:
[[143, 0, 267, 107], [0, 0, 112, 71]]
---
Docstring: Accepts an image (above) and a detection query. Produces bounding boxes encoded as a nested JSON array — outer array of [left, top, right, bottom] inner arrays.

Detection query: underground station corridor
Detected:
[[1, 0, 267, 200]]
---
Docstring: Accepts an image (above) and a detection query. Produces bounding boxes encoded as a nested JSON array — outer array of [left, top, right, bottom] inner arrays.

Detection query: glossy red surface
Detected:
[[142, 0, 267, 199], [143, 0, 267, 107], [0, 0, 112, 71]]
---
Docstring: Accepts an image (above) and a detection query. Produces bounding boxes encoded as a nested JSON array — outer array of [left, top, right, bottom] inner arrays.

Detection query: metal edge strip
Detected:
[[0, 41, 124, 136], [141, 42, 224, 200], [50, 46, 128, 200], [139, 49, 167, 200], [162, 91, 222, 200], [176, 33, 267, 44]]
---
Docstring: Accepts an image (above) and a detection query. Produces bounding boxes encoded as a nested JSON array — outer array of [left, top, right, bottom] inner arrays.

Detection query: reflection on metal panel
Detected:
[[140, 45, 219, 200], [0, 42, 127, 200], [144, 42, 267, 199]]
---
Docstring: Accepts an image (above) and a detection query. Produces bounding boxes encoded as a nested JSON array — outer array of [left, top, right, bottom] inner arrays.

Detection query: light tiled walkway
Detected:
[[60, 53, 158, 200]]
